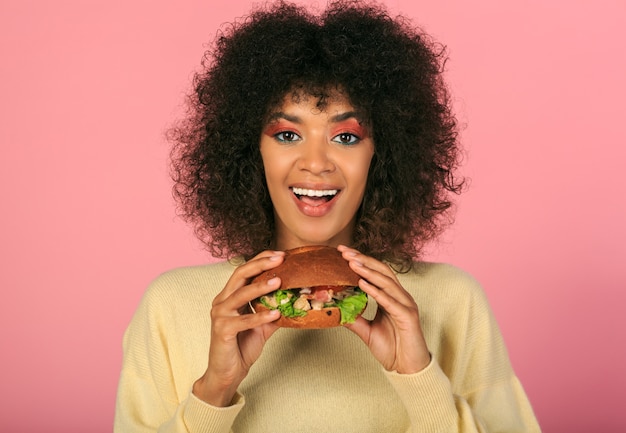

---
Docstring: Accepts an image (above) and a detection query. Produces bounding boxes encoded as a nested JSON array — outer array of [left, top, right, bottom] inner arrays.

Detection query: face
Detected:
[[259, 92, 375, 250]]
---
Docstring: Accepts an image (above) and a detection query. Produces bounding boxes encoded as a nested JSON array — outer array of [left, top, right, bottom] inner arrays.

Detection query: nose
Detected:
[[296, 136, 335, 175]]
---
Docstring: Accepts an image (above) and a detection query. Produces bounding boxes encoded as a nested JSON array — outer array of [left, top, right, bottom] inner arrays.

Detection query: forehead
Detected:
[[265, 88, 366, 123]]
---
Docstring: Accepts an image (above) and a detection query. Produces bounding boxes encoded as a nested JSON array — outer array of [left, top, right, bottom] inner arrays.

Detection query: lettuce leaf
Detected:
[[260, 288, 367, 323], [261, 290, 307, 318], [336, 290, 368, 324]]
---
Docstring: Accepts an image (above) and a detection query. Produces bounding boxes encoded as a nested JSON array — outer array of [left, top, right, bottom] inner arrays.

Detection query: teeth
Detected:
[[292, 187, 338, 197]]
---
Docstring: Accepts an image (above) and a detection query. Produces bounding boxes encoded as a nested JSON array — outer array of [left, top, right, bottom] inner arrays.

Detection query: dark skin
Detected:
[[193, 96, 431, 407], [193, 250, 284, 407], [339, 245, 431, 375], [193, 245, 431, 407]]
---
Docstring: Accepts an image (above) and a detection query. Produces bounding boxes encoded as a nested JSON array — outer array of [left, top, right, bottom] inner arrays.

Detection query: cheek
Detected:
[[259, 147, 276, 190], [260, 146, 291, 198], [341, 153, 373, 202], [351, 149, 374, 183], [259, 139, 270, 166], [260, 142, 278, 175]]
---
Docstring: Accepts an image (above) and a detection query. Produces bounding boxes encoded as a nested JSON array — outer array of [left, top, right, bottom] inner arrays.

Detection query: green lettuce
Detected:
[[260, 290, 307, 318], [336, 290, 368, 324], [260, 288, 367, 323]]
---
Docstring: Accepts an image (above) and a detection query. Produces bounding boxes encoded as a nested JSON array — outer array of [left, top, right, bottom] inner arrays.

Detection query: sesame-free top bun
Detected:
[[252, 245, 360, 289], [251, 245, 363, 328]]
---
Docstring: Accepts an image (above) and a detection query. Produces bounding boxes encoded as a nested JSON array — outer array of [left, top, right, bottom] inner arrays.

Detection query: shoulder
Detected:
[[397, 262, 491, 314], [399, 262, 483, 294], [149, 260, 237, 289], [140, 260, 237, 309]]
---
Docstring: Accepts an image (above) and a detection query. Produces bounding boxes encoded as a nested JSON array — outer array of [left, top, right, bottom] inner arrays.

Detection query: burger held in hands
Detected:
[[251, 245, 368, 328]]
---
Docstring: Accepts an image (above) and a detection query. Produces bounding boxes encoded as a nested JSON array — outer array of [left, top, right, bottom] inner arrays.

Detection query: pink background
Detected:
[[1, 0, 624, 431]]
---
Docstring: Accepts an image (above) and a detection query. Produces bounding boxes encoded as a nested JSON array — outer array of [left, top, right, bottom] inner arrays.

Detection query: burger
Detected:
[[251, 245, 368, 328]]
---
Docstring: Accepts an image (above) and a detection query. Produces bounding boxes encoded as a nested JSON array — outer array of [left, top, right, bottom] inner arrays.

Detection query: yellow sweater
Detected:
[[115, 261, 541, 432]]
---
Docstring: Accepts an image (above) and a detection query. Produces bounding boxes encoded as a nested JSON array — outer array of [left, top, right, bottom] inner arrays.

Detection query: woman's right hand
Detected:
[[192, 250, 285, 407]]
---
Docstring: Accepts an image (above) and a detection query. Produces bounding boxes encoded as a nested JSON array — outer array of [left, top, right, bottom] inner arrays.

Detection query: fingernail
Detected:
[[269, 253, 284, 261], [267, 277, 280, 286]]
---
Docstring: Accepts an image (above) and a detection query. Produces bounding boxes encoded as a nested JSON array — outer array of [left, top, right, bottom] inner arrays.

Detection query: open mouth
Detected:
[[291, 187, 339, 206]]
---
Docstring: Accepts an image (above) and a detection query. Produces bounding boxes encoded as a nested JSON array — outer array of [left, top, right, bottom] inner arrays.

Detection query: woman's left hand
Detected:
[[337, 245, 431, 374]]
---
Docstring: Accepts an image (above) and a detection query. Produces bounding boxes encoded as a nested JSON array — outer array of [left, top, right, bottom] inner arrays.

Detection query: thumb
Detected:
[[343, 315, 371, 345]]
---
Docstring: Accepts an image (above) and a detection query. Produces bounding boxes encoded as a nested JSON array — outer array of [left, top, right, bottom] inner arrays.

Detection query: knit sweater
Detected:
[[114, 260, 541, 432]]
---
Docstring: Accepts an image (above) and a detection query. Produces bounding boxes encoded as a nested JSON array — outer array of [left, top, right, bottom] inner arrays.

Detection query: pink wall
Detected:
[[1, 0, 624, 431]]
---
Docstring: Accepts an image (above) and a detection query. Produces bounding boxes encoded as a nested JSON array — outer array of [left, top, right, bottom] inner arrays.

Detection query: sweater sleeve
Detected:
[[114, 271, 243, 433], [384, 361, 539, 432], [386, 265, 542, 433]]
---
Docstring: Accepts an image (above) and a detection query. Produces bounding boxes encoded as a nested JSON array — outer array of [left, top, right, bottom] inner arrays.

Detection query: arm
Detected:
[[192, 250, 283, 407], [113, 284, 244, 433], [383, 345, 540, 432], [114, 251, 285, 432], [338, 246, 541, 432]]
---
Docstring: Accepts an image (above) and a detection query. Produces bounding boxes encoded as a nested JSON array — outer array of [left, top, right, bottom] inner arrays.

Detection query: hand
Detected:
[[193, 250, 284, 406], [337, 245, 431, 374]]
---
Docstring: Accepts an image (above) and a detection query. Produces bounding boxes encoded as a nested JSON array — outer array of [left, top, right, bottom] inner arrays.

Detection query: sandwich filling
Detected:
[[259, 286, 367, 324]]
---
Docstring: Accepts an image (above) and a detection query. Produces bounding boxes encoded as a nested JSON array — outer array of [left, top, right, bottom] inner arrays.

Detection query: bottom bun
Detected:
[[252, 301, 345, 329]]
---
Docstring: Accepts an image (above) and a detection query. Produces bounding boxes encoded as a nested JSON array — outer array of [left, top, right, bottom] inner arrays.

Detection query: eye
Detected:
[[331, 132, 360, 145], [274, 131, 301, 143]]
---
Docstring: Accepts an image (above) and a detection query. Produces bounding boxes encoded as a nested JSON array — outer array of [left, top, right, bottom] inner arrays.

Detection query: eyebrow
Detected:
[[266, 110, 364, 124]]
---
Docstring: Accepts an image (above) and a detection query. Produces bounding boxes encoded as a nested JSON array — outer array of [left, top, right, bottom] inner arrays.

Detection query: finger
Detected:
[[212, 304, 281, 336], [342, 247, 410, 301], [338, 247, 413, 307], [338, 245, 399, 282], [352, 264, 413, 307], [215, 276, 282, 317], [215, 250, 285, 303], [236, 307, 282, 330], [343, 315, 371, 344], [357, 277, 417, 318], [231, 276, 283, 312]]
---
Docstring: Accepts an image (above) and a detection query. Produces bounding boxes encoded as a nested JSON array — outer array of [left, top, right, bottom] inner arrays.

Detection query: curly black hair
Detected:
[[169, 0, 464, 270]]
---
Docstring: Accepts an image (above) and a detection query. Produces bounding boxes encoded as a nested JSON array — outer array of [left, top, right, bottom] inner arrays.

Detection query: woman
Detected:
[[115, 1, 541, 431]]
